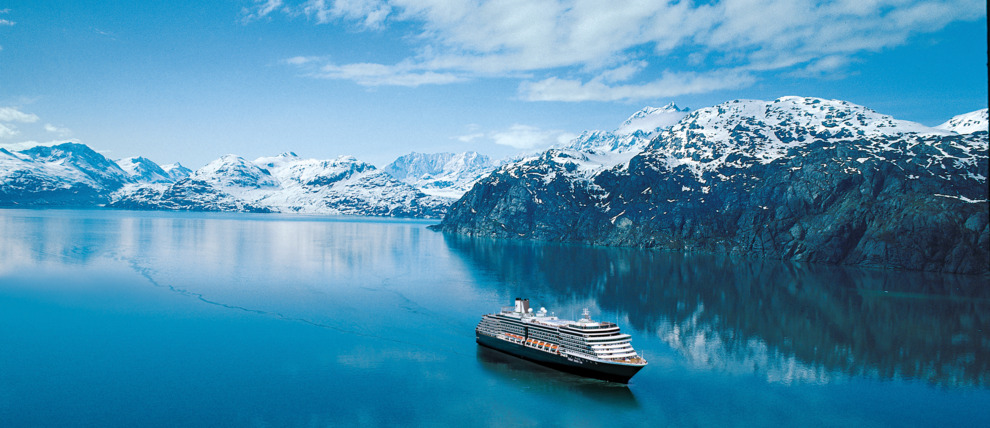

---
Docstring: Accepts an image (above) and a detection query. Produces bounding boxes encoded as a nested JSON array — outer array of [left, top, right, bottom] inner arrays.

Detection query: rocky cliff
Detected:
[[433, 97, 989, 274]]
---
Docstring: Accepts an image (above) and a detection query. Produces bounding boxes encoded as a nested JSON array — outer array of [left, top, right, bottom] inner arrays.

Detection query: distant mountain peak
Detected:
[[162, 162, 192, 181], [196, 154, 279, 189], [383, 151, 497, 199], [937, 108, 989, 134], [20, 141, 131, 186], [616, 104, 691, 135], [116, 156, 172, 184]]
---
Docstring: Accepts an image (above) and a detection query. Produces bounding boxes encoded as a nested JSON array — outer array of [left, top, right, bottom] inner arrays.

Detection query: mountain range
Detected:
[[0, 145, 468, 217], [433, 97, 988, 274], [2, 97, 987, 273], [0, 103, 684, 216], [111, 152, 461, 217]]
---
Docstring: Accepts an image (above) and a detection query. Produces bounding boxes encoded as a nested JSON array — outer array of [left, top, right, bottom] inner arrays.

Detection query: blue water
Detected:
[[1, 209, 987, 427]]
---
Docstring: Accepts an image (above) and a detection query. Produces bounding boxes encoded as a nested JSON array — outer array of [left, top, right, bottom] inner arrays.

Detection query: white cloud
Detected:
[[303, 60, 466, 86], [0, 8, 12, 26], [787, 55, 855, 78], [455, 132, 484, 143], [598, 62, 649, 83], [519, 70, 757, 103], [304, 0, 393, 29], [0, 123, 17, 138], [284, 55, 318, 65], [0, 108, 74, 142], [487, 124, 576, 150], [0, 107, 40, 123], [0, 107, 41, 138], [241, 0, 284, 23], [44, 123, 72, 136], [267, 0, 984, 100], [455, 124, 575, 151]]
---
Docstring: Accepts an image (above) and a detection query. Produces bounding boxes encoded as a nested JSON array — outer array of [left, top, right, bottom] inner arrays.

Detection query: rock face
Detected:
[[433, 97, 989, 274]]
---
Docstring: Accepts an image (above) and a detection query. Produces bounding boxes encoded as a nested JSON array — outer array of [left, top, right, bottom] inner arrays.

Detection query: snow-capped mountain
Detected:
[[194, 154, 281, 190], [117, 156, 173, 184], [383, 152, 497, 198], [615, 102, 690, 135], [0, 142, 448, 217], [112, 152, 449, 217], [649, 96, 968, 175], [21, 142, 132, 187], [937, 108, 989, 134], [252, 152, 447, 216], [1, 143, 131, 206], [162, 163, 192, 181], [553, 103, 691, 173], [434, 97, 989, 274]]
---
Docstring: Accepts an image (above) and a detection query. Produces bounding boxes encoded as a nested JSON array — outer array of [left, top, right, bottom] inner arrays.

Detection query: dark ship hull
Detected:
[[476, 334, 644, 383]]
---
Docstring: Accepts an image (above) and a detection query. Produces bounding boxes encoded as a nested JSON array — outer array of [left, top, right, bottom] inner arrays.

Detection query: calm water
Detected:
[[1, 209, 987, 427]]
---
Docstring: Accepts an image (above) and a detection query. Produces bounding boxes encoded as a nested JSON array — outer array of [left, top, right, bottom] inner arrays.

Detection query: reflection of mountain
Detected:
[[445, 234, 990, 387]]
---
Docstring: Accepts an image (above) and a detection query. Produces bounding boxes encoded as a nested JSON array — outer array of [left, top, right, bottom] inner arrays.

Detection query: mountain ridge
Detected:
[[383, 151, 498, 199], [432, 96, 989, 274]]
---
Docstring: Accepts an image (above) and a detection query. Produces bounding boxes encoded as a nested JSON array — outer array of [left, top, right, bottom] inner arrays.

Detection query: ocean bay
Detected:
[[1, 209, 987, 427]]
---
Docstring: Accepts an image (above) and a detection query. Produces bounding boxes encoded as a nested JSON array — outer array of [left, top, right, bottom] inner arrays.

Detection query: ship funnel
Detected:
[[514, 298, 523, 313], [522, 299, 530, 314]]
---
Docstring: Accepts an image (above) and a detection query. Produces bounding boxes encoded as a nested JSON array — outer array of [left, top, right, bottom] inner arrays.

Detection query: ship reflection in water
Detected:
[[445, 235, 990, 388], [476, 346, 641, 409]]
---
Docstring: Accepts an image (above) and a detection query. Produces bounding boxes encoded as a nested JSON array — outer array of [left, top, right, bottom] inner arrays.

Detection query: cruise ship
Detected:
[[476, 298, 647, 383]]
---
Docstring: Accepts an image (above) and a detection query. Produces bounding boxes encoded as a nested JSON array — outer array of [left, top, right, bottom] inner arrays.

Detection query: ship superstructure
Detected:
[[476, 298, 646, 383]]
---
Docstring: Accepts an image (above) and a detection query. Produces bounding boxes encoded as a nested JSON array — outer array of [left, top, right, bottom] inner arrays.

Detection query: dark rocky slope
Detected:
[[433, 97, 989, 274]]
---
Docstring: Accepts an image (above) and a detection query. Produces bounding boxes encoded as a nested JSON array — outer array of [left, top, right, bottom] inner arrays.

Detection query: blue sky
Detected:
[[1, 0, 987, 168]]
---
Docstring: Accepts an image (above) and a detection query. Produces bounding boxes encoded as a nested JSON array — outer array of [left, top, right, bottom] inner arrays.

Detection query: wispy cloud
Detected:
[[311, 61, 464, 86], [255, 0, 986, 101], [0, 107, 40, 123], [519, 70, 757, 102], [0, 123, 17, 138], [241, 0, 285, 23], [457, 124, 577, 151], [0, 8, 13, 26], [286, 57, 465, 86], [0, 107, 72, 142], [303, 0, 392, 29], [455, 132, 484, 143], [44, 123, 72, 137]]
